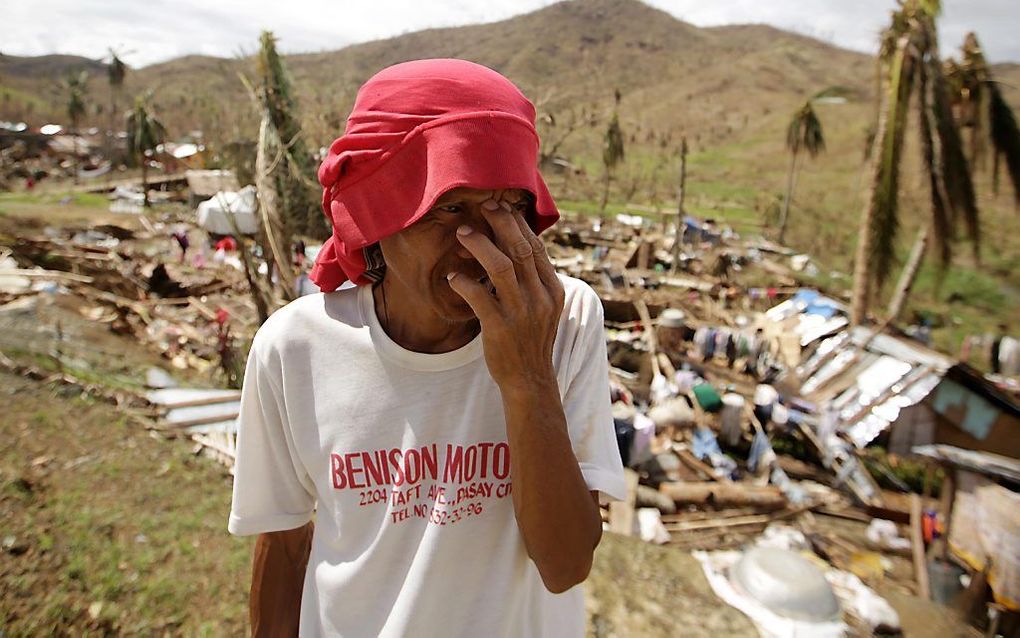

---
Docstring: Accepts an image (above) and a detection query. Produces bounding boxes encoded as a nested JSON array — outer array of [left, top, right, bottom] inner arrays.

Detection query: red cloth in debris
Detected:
[[215, 236, 237, 252], [310, 59, 559, 291]]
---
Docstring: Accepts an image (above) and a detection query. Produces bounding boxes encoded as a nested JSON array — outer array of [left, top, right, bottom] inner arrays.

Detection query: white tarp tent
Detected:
[[196, 186, 259, 235]]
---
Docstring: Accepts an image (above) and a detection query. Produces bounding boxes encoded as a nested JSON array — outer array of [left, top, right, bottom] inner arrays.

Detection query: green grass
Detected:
[[0, 85, 48, 110], [0, 191, 108, 209], [0, 372, 252, 635], [558, 198, 665, 219], [3, 349, 148, 392]]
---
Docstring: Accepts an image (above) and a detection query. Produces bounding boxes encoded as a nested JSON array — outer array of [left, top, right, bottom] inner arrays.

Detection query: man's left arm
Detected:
[[501, 378, 603, 593], [447, 194, 616, 593]]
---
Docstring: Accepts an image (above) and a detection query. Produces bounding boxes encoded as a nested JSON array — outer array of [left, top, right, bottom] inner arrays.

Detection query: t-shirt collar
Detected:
[[359, 284, 484, 372]]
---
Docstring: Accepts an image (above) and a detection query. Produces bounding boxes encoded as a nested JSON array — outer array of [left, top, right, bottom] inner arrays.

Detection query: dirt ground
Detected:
[[0, 368, 751, 637], [586, 533, 757, 637], [0, 371, 253, 635]]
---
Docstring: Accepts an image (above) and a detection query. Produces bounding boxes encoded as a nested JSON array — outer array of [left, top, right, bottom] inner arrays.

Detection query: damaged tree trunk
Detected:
[[886, 225, 929, 322], [255, 116, 296, 305], [670, 136, 688, 273], [777, 147, 799, 244]]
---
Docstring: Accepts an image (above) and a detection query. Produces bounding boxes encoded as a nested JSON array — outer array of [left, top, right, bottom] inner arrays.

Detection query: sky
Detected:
[[5, 0, 1019, 68]]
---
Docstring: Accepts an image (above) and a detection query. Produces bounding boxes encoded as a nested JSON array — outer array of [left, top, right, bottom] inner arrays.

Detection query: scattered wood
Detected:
[[153, 392, 242, 410], [158, 411, 239, 431], [0, 268, 95, 283], [776, 454, 833, 484], [909, 493, 931, 600], [661, 507, 759, 523], [816, 506, 872, 524], [664, 512, 773, 532], [609, 469, 640, 536], [635, 484, 677, 514], [659, 482, 786, 511], [674, 448, 731, 483]]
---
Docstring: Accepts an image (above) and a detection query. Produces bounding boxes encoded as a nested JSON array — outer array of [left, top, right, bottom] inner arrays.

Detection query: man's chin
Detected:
[[440, 296, 478, 323]]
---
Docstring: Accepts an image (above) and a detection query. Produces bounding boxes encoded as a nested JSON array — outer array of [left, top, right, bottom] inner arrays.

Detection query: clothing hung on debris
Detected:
[[228, 275, 626, 637]]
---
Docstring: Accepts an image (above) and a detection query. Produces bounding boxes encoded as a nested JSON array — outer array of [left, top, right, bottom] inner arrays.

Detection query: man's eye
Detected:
[[510, 201, 529, 213], [435, 204, 462, 214]]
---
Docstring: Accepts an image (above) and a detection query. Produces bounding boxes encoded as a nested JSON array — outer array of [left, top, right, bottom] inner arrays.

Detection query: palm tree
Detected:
[[885, 31, 1020, 321], [599, 89, 625, 216], [63, 71, 89, 184], [125, 95, 167, 208], [850, 0, 980, 325], [106, 49, 128, 159], [944, 33, 1020, 204], [254, 31, 322, 240], [777, 88, 846, 244]]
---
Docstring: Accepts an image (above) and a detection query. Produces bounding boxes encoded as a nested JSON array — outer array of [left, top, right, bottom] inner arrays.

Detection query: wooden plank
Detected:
[[609, 469, 639, 536], [675, 448, 732, 483], [0, 268, 95, 283], [660, 481, 786, 510], [938, 464, 956, 562], [160, 412, 239, 430], [816, 506, 872, 524], [154, 393, 241, 410], [910, 493, 932, 600], [660, 507, 758, 523], [664, 513, 770, 532]]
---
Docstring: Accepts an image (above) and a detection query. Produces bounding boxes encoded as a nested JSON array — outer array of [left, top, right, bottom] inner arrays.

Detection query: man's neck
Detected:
[[372, 278, 479, 354]]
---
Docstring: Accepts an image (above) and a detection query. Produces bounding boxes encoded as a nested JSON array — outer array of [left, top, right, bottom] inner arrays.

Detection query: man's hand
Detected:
[[446, 191, 565, 395], [447, 193, 602, 593]]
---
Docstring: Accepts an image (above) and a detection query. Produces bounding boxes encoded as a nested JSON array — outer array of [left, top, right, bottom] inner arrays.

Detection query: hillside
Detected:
[[2, 0, 1018, 345]]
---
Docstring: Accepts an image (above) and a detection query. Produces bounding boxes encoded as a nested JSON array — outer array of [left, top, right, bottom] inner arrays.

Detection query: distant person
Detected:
[[991, 323, 1006, 374], [171, 229, 189, 263], [293, 238, 307, 268], [228, 59, 625, 637]]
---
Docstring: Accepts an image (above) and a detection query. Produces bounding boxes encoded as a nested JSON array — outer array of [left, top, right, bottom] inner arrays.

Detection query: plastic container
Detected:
[[927, 558, 964, 604]]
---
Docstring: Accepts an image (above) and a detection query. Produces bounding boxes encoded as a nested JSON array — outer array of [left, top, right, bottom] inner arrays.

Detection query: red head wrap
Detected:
[[310, 58, 560, 291]]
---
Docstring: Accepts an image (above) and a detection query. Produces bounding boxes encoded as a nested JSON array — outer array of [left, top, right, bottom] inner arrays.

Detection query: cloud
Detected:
[[647, 0, 1020, 61], [3, 0, 1018, 68]]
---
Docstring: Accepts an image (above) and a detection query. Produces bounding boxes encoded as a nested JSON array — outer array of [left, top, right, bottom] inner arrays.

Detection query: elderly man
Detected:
[[228, 59, 626, 637]]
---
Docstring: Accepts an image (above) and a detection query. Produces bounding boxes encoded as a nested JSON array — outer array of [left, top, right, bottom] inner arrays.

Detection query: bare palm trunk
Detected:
[[851, 114, 889, 325], [141, 157, 149, 208], [852, 35, 911, 325], [72, 116, 80, 186], [237, 234, 271, 325], [886, 225, 929, 321], [777, 148, 799, 244], [256, 117, 296, 303], [671, 137, 688, 273], [599, 169, 612, 216]]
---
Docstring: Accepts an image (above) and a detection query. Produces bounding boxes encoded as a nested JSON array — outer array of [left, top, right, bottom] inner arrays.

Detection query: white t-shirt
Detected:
[[228, 274, 626, 637]]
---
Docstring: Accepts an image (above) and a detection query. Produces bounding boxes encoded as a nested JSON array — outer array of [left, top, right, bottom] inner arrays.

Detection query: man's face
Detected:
[[378, 187, 531, 322]]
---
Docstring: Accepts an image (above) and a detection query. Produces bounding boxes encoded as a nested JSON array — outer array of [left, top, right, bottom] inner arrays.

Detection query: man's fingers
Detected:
[[446, 272, 499, 321], [455, 225, 522, 305], [510, 210, 559, 289], [481, 199, 542, 291]]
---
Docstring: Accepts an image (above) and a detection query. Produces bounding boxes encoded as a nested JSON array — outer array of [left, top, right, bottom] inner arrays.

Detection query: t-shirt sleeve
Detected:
[[228, 341, 316, 536], [560, 284, 627, 502]]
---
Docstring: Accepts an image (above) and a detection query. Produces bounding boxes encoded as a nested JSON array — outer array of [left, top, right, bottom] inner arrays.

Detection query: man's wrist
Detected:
[[495, 367, 563, 422], [497, 369, 560, 408]]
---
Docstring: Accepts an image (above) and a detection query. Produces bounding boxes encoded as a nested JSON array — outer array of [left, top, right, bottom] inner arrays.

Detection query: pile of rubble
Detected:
[[546, 211, 1020, 634], [2, 176, 1017, 632]]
